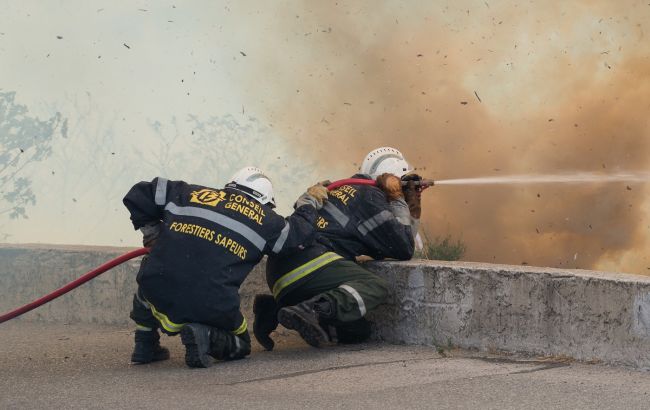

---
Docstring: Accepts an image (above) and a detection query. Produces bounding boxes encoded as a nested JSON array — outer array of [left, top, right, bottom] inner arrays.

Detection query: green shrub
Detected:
[[416, 232, 466, 261]]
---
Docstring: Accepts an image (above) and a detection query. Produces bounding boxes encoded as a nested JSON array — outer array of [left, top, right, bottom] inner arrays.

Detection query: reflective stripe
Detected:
[[271, 222, 290, 254], [272, 252, 343, 298], [148, 303, 185, 333], [135, 324, 152, 331], [165, 202, 266, 251], [135, 291, 150, 308], [233, 317, 248, 335], [155, 178, 168, 205], [322, 202, 350, 227], [234, 335, 241, 353], [229, 335, 242, 359], [339, 285, 367, 316], [388, 198, 411, 225], [357, 210, 393, 236]]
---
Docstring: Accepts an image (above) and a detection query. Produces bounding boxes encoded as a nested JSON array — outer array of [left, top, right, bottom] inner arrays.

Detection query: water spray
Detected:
[[434, 172, 650, 186]]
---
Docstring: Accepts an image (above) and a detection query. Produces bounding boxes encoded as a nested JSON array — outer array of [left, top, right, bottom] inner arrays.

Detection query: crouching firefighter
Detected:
[[253, 147, 423, 349], [123, 166, 328, 368]]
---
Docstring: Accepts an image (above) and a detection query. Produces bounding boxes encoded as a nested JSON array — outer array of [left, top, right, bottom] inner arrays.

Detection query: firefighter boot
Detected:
[[180, 323, 214, 368], [209, 329, 251, 361], [130, 329, 170, 364], [277, 295, 335, 348]]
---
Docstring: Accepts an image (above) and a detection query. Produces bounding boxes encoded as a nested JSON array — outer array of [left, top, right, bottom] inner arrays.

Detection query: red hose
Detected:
[[326, 178, 376, 191], [0, 247, 149, 324], [0, 178, 377, 325]]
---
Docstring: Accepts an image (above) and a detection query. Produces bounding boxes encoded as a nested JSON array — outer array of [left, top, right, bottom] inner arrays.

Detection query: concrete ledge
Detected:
[[368, 260, 650, 369], [2, 245, 650, 368]]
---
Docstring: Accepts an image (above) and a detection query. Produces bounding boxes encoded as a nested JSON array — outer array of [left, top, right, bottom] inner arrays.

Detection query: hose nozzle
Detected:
[[400, 178, 435, 189]]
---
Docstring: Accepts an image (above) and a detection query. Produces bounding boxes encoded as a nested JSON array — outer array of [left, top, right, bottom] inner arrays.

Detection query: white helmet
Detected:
[[360, 147, 413, 178], [226, 166, 276, 208]]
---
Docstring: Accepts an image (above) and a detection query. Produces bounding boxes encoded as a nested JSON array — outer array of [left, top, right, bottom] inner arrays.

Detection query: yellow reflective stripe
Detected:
[[149, 302, 185, 333], [272, 252, 343, 298], [135, 324, 152, 331], [232, 317, 248, 335]]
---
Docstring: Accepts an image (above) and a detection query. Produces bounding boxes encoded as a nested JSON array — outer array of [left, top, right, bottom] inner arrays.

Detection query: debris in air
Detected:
[[474, 91, 482, 102], [56, 36, 63, 39], [123, 43, 131, 49], [240, 51, 247, 57], [460, 101, 468, 105]]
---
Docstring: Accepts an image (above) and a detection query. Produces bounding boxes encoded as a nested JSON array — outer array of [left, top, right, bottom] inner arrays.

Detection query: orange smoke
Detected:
[[248, 1, 650, 274]]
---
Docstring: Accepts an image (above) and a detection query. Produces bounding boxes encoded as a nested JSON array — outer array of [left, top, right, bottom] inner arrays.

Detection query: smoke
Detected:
[[245, 1, 650, 274]]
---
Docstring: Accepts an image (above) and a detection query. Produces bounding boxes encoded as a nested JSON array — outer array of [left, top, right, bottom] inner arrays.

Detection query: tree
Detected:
[[0, 91, 67, 220]]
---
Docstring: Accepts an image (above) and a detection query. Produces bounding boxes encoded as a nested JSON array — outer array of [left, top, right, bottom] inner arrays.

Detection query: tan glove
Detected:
[[307, 183, 329, 204], [296, 183, 329, 210], [375, 173, 403, 201]]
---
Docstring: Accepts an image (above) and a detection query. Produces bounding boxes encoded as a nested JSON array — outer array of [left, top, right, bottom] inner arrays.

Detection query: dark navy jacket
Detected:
[[266, 174, 415, 299], [124, 177, 317, 331]]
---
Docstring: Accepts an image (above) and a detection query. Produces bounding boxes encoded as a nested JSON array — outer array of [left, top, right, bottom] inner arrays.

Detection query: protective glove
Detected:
[[402, 174, 422, 219], [375, 173, 403, 201], [253, 294, 279, 351], [295, 183, 329, 210], [140, 222, 162, 247], [308, 183, 328, 203]]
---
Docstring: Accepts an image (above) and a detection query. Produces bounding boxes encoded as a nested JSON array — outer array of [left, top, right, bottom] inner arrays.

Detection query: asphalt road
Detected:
[[2, 322, 650, 409]]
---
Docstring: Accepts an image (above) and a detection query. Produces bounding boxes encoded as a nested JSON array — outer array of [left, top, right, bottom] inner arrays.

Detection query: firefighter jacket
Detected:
[[266, 174, 416, 299], [123, 177, 317, 333]]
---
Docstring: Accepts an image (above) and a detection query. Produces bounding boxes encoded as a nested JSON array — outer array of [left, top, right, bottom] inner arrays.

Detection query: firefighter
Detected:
[[253, 147, 422, 349], [124, 166, 327, 368]]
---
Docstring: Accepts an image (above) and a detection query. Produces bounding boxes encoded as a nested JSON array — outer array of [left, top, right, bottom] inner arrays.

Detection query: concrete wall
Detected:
[[368, 260, 650, 369], [3, 245, 650, 368]]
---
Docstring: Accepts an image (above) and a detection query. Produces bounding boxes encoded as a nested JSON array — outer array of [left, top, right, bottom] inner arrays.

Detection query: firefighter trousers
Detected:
[[278, 259, 390, 325], [130, 288, 251, 359]]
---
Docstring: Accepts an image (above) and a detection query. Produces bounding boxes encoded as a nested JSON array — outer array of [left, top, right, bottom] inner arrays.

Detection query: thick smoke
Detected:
[[250, 1, 650, 274]]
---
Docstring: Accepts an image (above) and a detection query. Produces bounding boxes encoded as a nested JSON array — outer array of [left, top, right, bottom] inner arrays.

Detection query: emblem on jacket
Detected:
[[190, 189, 227, 207]]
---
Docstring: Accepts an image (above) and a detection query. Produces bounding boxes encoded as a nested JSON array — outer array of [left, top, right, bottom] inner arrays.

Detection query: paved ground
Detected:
[[2, 322, 650, 409]]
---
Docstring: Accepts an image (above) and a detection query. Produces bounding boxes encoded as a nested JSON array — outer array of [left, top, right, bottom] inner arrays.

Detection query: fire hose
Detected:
[[0, 177, 433, 324]]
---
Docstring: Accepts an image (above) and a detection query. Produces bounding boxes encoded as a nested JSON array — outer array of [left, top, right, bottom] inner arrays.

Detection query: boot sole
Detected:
[[180, 325, 212, 368], [278, 307, 328, 348]]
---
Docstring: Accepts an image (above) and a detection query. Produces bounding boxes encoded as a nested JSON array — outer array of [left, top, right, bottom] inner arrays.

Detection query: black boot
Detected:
[[180, 323, 214, 368], [181, 324, 250, 368], [253, 294, 279, 351], [277, 295, 335, 348], [130, 329, 170, 364], [209, 329, 251, 361]]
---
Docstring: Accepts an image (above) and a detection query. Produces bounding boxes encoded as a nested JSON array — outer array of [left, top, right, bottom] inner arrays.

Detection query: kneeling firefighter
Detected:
[[124, 167, 328, 368], [254, 147, 423, 349]]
